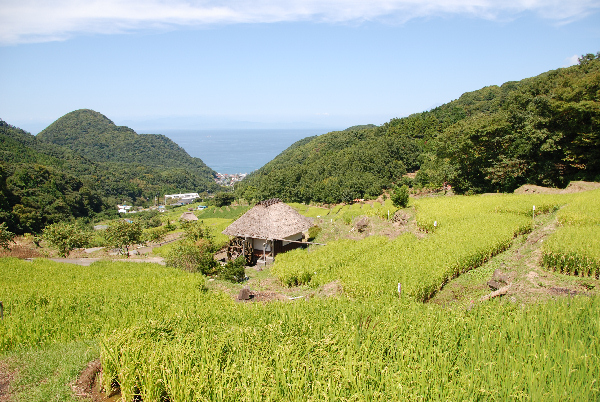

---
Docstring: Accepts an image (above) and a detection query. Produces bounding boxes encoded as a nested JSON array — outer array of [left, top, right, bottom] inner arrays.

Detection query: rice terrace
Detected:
[[1, 183, 600, 401], [2, 43, 600, 401]]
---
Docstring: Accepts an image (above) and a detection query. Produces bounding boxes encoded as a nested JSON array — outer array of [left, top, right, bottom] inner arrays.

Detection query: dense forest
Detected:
[[0, 111, 221, 234], [236, 54, 600, 203]]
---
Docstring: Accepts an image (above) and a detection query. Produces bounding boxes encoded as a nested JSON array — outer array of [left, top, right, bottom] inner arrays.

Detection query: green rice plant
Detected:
[[557, 189, 600, 226], [0, 258, 208, 352], [101, 296, 600, 401], [303, 206, 329, 218], [542, 189, 600, 278], [273, 192, 564, 301], [196, 205, 250, 220]]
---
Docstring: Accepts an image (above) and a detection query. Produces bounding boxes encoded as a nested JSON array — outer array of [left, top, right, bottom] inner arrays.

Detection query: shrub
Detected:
[[144, 225, 169, 244], [181, 220, 214, 245], [308, 225, 322, 241], [42, 221, 91, 257], [165, 241, 218, 275], [219, 256, 246, 283], [391, 185, 410, 208], [0, 222, 16, 250], [214, 192, 235, 207]]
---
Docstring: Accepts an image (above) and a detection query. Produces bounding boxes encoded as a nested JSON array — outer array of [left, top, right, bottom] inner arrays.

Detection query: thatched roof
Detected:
[[180, 211, 198, 221], [222, 199, 313, 239]]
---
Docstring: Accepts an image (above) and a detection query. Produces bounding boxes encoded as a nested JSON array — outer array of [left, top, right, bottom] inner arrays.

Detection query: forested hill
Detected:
[[37, 109, 215, 177], [236, 54, 600, 203], [0, 113, 221, 234]]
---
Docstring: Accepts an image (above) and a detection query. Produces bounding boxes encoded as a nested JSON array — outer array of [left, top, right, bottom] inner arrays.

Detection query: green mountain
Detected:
[[0, 111, 221, 233], [37, 109, 215, 178], [237, 55, 600, 203]]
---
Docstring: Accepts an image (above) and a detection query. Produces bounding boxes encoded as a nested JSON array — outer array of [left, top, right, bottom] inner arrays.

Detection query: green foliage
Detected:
[[143, 225, 169, 243], [181, 220, 214, 245], [219, 256, 246, 283], [164, 240, 218, 274], [0, 222, 16, 250], [42, 221, 91, 257], [134, 210, 163, 229], [308, 225, 322, 240], [0, 161, 105, 234], [0, 111, 222, 235], [391, 184, 410, 208], [236, 58, 600, 199], [213, 192, 235, 207], [104, 220, 143, 256], [36, 109, 217, 186]]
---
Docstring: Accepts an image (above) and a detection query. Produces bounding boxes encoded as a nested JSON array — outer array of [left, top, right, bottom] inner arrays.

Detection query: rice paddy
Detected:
[[1, 190, 599, 401]]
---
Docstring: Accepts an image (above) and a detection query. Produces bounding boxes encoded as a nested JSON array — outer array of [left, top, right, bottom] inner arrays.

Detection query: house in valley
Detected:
[[222, 198, 313, 264]]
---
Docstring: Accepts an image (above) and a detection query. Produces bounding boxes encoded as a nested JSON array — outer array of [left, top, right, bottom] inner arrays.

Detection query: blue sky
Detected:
[[1, 0, 599, 134]]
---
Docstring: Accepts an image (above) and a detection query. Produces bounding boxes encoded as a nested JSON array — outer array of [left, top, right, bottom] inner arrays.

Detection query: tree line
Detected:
[[236, 53, 600, 203]]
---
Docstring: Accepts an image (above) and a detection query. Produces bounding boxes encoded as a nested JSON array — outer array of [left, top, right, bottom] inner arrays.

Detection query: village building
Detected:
[[117, 204, 132, 213], [222, 198, 313, 264], [164, 192, 199, 205]]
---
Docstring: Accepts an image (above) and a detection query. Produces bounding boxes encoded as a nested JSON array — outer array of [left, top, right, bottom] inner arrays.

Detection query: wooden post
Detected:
[[397, 283, 402, 298], [0, 301, 3, 320]]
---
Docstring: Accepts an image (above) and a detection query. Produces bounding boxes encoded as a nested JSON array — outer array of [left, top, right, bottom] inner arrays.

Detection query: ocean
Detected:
[[159, 129, 331, 174]]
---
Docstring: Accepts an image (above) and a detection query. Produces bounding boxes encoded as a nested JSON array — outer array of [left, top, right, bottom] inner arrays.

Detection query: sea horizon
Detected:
[[156, 128, 336, 174]]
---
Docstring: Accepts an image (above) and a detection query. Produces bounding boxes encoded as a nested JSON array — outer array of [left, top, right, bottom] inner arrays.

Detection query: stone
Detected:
[[238, 287, 252, 301], [492, 269, 508, 284]]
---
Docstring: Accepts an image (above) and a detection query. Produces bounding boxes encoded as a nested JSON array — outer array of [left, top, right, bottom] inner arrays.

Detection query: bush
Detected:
[[308, 225, 322, 241], [181, 220, 214, 245], [219, 256, 246, 283], [144, 225, 169, 243], [42, 221, 91, 257], [391, 185, 410, 208], [0, 222, 16, 250], [165, 241, 218, 275]]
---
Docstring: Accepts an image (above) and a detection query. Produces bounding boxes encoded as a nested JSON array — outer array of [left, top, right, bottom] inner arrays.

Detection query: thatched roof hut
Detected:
[[179, 211, 198, 221], [222, 199, 313, 240]]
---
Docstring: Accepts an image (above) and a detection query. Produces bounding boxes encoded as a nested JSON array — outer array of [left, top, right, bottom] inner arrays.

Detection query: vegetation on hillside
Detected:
[[0, 112, 222, 234], [237, 54, 600, 202]]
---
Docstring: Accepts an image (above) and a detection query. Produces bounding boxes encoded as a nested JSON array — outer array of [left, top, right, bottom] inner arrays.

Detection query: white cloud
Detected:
[[1, 0, 599, 45], [564, 54, 580, 67]]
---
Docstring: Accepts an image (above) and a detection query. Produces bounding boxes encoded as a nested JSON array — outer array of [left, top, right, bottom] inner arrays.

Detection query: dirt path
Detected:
[[0, 361, 16, 402]]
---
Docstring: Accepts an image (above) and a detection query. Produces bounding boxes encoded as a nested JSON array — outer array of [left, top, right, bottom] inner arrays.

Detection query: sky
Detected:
[[1, 0, 599, 134]]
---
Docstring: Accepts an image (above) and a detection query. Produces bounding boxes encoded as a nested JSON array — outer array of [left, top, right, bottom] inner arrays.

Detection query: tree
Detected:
[[391, 185, 410, 208], [42, 221, 91, 257], [0, 222, 16, 250], [214, 192, 235, 207], [104, 220, 143, 257]]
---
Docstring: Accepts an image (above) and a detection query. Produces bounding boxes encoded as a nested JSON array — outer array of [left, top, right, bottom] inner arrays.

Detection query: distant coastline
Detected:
[[158, 128, 332, 174]]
